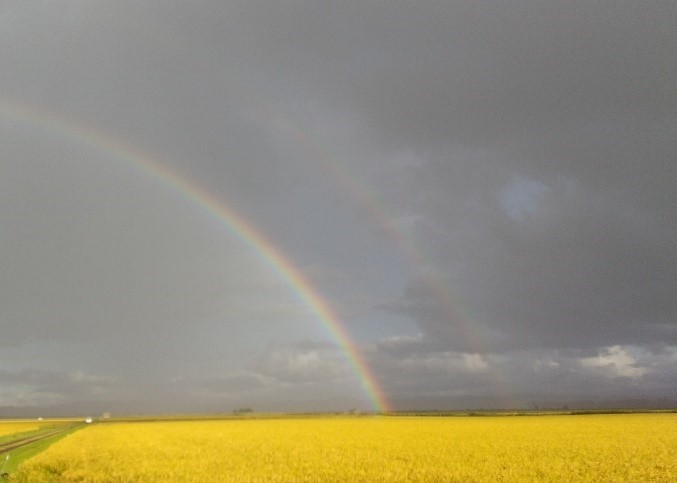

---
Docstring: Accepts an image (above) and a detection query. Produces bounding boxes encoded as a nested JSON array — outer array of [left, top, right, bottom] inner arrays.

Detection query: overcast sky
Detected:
[[1, 1, 675, 414]]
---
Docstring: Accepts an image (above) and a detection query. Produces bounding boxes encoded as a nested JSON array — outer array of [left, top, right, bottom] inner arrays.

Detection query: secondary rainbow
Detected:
[[235, 90, 517, 408], [0, 97, 391, 413]]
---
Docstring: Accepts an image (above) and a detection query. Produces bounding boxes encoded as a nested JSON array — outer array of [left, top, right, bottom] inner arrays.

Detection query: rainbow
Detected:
[[238, 94, 517, 408], [0, 97, 391, 413]]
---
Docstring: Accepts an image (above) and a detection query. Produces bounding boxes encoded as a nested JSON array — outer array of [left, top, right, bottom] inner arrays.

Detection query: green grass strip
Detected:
[[0, 425, 85, 476]]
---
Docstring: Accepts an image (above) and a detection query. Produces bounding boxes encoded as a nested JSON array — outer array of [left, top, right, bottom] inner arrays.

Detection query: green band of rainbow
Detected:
[[0, 97, 391, 413]]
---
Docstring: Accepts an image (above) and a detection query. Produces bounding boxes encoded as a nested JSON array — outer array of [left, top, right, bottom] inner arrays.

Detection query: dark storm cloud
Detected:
[[182, 0, 675, 352], [379, 161, 676, 351], [0, 1, 674, 411], [331, 2, 677, 352]]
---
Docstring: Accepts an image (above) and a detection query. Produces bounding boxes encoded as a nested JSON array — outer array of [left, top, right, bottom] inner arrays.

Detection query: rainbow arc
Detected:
[[0, 97, 391, 413]]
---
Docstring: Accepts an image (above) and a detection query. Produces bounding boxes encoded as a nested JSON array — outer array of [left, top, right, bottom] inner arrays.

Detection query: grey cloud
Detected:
[[383, 173, 676, 351], [175, 371, 269, 394], [1, 1, 674, 411], [190, 2, 675, 150], [253, 341, 349, 384], [0, 369, 118, 407], [368, 338, 676, 408]]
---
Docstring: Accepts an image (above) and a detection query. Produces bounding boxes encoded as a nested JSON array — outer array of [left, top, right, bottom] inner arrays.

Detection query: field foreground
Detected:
[[13, 414, 676, 482]]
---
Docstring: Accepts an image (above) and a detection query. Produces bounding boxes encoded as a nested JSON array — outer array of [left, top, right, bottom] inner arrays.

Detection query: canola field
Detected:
[[0, 422, 42, 438], [13, 413, 676, 482], [0, 419, 79, 440]]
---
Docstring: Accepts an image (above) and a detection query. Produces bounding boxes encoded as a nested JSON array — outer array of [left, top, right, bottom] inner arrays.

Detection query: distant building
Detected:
[[102, 412, 111, 419]]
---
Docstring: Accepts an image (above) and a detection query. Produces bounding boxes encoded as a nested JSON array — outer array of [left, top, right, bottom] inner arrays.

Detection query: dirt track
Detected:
[[0, 424, 83, 454]]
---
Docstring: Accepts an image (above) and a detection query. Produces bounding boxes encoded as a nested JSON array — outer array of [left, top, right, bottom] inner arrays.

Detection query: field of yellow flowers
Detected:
[[13, 413, 676, 481], [0, 422, 43, 439]]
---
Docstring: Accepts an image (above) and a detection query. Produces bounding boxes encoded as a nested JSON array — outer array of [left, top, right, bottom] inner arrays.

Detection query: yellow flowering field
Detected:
[[13, 414, 676, 482], [0, 421, 42, 438]]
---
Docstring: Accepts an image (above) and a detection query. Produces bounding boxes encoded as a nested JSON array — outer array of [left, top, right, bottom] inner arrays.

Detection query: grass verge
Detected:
[[0, 425, 85, 476]]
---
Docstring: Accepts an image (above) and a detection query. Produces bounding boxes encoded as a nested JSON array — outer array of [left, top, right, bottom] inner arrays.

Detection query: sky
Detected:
[[0, 1, 675, 414]]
